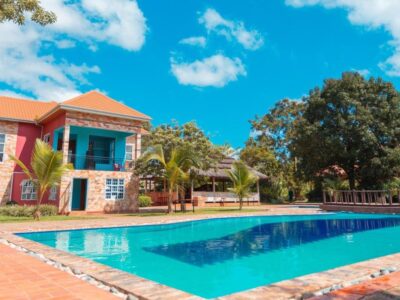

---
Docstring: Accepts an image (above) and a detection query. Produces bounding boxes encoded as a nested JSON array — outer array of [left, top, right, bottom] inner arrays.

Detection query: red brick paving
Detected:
[[311, 271, 400, 300], [0, 244, 117, 300]]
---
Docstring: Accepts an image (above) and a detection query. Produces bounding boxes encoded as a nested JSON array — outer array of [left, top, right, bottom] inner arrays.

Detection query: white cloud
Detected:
[[285, 0, 400, 77], [199, 8, 264, 50], [171, 54, 246, 87], [80, 0, 147, 51], [55, 39, 76, 49], [0, 0, 148, 101], [0, 90, 31, 99], [351, 68, 371, 77], [179, 36, 207, 48]]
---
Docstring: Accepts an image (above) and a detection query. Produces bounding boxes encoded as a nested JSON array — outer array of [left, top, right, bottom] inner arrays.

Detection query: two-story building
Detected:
[[0, 91, 150, 213]]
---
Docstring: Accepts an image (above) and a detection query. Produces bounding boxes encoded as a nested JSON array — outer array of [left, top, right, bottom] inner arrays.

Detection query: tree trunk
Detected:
[[167, 189, 173, 213], [348, 168, 356, 190], [181, 187, 186, 212], [239, 197, 243, 210], [34, 189, 46, 221]]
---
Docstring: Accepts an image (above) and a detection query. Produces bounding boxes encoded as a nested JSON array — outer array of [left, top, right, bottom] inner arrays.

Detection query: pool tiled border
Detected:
[[1, 211, 400, 300]]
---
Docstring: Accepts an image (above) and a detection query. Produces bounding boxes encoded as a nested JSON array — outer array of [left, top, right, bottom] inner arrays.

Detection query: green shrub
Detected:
[[0, 205, 32, 217], [38, 204, 58, 216], [138, 195, 152, 207], [0, 204, 58, 217]]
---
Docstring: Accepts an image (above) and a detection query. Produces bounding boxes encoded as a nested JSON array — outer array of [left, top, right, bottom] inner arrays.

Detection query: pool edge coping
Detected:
[[2, 213, 400, 299]]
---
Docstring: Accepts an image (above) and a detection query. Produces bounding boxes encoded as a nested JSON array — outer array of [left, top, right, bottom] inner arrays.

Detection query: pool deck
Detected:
[[311, 271, 400, 300], [0, 205, 399, 299], [0, 243, 118, 300]]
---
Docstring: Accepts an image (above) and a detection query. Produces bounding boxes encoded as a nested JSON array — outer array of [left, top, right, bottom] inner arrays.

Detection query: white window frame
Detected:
[[49, 186, 57, 201], [21, 180, 37, 201], [43, 133, 50, 144], [105, 178, 125, 200], [0, 133, 4, 163], [125, 144, 134, 161]]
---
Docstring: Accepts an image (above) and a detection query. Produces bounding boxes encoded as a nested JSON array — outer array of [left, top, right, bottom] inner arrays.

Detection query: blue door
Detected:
[[71, 179, 87, 210]]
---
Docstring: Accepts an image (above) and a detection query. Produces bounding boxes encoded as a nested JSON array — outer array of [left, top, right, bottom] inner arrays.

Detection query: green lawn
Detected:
[[0, 207, 263, 223], [124, 207, 263, 217], [0, 215, 102, 223]]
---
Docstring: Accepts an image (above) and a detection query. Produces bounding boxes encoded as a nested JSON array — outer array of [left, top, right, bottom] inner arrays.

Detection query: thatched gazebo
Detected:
[[141, 157, 267, 207], [191, 157, 268, 207]]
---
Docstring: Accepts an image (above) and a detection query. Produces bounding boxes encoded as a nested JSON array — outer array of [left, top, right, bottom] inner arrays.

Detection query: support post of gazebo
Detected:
[[191, 180, 194, 212], [212, 176, 216, 201]]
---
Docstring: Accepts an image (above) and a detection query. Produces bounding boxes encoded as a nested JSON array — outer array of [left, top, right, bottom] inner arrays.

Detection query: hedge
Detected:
[[0, 205, 58, 217]]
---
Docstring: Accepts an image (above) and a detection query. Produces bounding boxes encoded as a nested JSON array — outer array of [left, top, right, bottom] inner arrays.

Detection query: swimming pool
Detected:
[[18, 213, 400, 298]]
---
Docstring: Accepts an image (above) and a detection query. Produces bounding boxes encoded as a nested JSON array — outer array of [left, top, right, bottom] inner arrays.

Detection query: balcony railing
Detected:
[[68, 155, 134, 172]]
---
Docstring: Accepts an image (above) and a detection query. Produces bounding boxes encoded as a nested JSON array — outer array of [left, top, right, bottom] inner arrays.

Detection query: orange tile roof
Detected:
[[0, 96, 57, 122], [0, 91, 151, 123], [61, 91, 151, 120]]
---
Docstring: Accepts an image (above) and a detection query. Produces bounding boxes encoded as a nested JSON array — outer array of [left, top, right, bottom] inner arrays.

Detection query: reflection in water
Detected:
[[144, 218, 400, 266], [54, 230, 129, 255], [55, 231, 71, 250]]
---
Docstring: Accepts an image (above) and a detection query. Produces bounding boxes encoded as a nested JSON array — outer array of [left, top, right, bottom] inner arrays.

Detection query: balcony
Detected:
[[68, 155, 133, 172]]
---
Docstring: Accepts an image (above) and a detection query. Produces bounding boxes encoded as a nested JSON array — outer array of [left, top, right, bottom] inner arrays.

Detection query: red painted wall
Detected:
[[11, 122, 59, 206], [14, 123, 41, 171], [42, 112, 66, 146]]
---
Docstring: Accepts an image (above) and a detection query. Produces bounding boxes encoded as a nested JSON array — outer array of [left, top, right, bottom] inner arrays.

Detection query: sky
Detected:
[[1, 0, 400, 147]]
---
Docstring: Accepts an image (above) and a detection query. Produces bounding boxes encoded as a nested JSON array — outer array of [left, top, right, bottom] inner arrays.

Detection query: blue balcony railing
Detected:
[[68, 155, 133, 171]]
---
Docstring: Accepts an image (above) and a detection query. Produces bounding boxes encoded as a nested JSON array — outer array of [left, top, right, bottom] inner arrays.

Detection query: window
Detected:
[[21, 180, 37, 200], [0, 133, 4, 162], [105, 178, 125, 200], [126, 144, 134, 161], [43, 133, 50, 144], [49, 186, 57, 200]]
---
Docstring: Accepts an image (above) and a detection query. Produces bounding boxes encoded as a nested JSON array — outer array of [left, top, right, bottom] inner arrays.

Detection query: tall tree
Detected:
[[242, 99, 305, 201], [0, 0, 56, 25], [142, 145, 200, 213], [10, 139, 72, 219], [136, 121, 223, 177], [240, 139, 279, 177], [249, 98, 304, 163], [292, 72, 400, 189]]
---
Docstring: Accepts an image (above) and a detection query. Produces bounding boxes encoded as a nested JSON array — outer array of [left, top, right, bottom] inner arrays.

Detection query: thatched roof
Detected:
[[195, 157, 268, 180]]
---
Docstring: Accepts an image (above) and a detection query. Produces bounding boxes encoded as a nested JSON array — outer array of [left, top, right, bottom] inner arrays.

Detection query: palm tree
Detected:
[[143, 145, 199, 213], [10, 139, 72, 220], [226, 161, 258, 210]]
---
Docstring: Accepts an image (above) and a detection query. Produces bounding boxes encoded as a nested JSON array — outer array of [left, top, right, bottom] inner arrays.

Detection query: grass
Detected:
[[0, 215, 102, 223], [124, 207, 263, 217], [0, 207, 263, 222]]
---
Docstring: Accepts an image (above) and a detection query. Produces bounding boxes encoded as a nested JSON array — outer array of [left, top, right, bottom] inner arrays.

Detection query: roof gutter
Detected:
[[37, 105, 152, 123], [0, 117, 36, 124]]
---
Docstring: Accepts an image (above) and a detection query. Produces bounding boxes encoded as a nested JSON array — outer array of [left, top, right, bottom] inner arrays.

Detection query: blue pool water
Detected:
[[18, 213, 400, 298]]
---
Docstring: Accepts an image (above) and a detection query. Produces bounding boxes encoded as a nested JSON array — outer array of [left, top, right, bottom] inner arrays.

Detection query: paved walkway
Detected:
[[312, 272, 400, 300], [0, 244, 117, 300]]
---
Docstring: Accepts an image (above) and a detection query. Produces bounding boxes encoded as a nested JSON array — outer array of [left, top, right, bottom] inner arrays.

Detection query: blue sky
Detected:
[[1, 0, 399, 147]]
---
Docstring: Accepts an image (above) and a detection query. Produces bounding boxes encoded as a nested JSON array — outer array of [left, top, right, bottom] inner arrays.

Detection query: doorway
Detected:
[[71, 178, 88, 211]]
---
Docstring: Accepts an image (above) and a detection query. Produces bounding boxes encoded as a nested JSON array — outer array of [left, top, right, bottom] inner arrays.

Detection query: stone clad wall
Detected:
[[0, 121, 18, 204], [126, 134, 142, 159], [59, 170, 139, 213], [65, 111, 143, 133]]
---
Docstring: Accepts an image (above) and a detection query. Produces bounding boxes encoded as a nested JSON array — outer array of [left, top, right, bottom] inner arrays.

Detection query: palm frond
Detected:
[[226, 161, 258, 200], [9, 154, 33, 181], [142, 144, 166, 167]]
